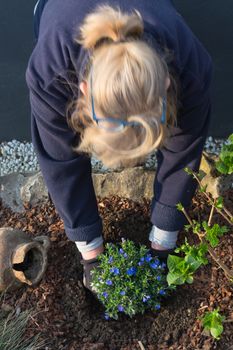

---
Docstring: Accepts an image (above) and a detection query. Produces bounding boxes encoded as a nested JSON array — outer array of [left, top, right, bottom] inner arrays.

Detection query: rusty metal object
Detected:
[[0, 227, 50, 292]]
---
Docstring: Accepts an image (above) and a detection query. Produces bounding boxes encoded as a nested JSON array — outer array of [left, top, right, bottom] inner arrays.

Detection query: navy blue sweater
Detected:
[[26, 0, 213, 242]]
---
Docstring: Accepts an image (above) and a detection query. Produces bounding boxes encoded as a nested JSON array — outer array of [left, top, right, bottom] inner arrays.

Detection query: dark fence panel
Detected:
[[0, 0, 232, 141]]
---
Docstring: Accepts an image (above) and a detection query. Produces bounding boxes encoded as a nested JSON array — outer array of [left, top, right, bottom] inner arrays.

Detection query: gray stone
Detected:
[[1, 165, 232, 213], [20, 172, 48, 206], [0, 171, 48, 212], [201, 173, 233, 199], [92, 167, 155, 203], [0, 167, 155, 212]]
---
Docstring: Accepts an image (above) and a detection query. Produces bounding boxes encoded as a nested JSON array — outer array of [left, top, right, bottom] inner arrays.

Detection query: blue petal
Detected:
[[118, 305, 124, 312]]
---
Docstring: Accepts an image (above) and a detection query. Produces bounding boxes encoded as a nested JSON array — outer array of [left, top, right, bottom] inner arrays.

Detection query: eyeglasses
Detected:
[[90, 69, 166, 132]]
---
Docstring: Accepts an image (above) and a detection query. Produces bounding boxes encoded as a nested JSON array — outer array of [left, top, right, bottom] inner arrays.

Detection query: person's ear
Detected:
[[79, 81, 88, 96], [165, 76, 170, 90]]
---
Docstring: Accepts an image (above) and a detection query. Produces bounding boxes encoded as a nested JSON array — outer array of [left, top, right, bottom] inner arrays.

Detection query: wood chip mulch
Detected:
[[0, 190, 232, 350]]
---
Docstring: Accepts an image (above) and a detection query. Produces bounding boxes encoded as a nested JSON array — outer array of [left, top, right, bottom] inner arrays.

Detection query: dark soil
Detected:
[[0, 191, 233, 350]]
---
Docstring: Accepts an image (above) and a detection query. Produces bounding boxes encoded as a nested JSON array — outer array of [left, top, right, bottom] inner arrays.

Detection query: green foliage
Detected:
[[167, 239, 208, 286], [184, 167, 193, 176], [175, 239, 209, 265], [176, 203, 184, 211], [0, 309, 44, 350], [91, 240, 173, 320], [201, 308, 225, 340], [216, 134, 233, 175], [215, 197, 224, 210], [202, 222, 229, 247]]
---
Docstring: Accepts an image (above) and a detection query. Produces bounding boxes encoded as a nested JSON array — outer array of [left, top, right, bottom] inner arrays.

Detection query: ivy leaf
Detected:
[[215, 197, 224, 210], [203, 222, 229, 247], [192, 221, 202, 235], [216, 161, 229, 175], [167, 255, 183, 272], [201, 309, 225, 340], [215, 133, 233, 175], [167, 272, 186, 286], [167, 254, 198, 286], [211, 325, 224, 340]]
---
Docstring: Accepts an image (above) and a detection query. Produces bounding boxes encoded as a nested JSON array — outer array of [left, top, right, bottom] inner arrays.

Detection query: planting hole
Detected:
[[13, 248, 43, 281]]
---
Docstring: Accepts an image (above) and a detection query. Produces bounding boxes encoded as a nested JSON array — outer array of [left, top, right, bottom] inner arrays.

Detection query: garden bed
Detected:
[[0, 191, 232, 350]]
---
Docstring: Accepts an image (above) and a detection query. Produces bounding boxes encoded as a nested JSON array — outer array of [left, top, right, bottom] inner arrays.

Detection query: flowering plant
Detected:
[[91, 240, 174, 320]]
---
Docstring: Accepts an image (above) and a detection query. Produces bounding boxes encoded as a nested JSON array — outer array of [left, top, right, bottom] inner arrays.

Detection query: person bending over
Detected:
[[26, 2, 213, 291]]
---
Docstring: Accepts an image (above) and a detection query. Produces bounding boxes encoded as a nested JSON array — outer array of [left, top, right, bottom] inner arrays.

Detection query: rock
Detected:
[[92, 166, 154, 203], [20, 172, 48, 206], [0, 171, 48, 212], [201, 173, 233, 198], [200, 153, 217, 176], [0, 162, 231, 213], [0, 168, 154, 212]]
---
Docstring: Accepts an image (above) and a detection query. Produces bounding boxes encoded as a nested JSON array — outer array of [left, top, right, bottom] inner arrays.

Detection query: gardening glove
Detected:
[[80, 257, 100, 294]]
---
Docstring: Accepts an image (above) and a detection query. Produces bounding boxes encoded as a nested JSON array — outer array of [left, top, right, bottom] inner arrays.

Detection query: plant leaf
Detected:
[[210, 325, 224, 340]]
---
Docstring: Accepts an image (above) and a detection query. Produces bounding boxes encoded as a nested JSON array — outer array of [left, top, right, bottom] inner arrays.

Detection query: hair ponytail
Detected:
[[77, 5, 144, 49]]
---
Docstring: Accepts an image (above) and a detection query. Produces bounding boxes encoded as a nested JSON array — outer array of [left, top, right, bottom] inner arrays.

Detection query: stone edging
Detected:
[[0, 158, 232, 213]]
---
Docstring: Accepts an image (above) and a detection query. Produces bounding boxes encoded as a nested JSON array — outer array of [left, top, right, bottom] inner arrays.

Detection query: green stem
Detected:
[[192, 172, 233, 226], [182, 208, 233, 280]]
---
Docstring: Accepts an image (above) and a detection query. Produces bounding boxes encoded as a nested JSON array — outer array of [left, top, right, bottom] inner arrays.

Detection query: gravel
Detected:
[[0, 137, 227, 176]]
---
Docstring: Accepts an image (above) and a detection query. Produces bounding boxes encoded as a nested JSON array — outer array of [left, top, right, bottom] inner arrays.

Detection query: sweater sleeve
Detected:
[[26, 21, 102, 242], [151, 68, 213, 231]]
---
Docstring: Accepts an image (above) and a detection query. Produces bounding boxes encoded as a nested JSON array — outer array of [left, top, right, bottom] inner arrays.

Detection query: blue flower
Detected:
[[102, 292, 108, 298], [119, 248, 124, 254], [156, 275, 162, 281], [138, 261, 144, 266], [155, 303, 161, 310], [108, 256, 114, 263], [106, 279, 113, 286], [161, 262, 167, 269], [120, 291, 126, 296], [110, 267, 120, 275], [118, 305, 124, 312], [140, 257, 145, 262], [142, 295, 151, 303], [123, 253, 128, 258], [145, 254, 152, 262], [150, 261, 159, 269], [104, 313, 110, 320], [159, 289, 166, 296], [126, 267, 137, 276]]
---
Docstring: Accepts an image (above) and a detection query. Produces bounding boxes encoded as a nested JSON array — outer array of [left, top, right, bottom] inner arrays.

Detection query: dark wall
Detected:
[[0, 0, 233, 142], [0, 0, 36, 142]]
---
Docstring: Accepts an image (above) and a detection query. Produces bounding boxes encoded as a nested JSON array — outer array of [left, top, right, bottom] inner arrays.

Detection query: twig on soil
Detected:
[[208, 202, 215, 227], [182, 207, 233, 280], [138, 340, 146, 350], [29, 314, 43, 331], [198, 305, 209, 311]]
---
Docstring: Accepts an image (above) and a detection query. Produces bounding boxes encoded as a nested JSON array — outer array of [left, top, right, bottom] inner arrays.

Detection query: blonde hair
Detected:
[[69, 5, 178, 168]]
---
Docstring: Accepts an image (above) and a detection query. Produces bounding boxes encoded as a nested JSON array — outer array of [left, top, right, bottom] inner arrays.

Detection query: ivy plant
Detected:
[[215, 134, 233, 175], [200, 309, 225, 340]]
